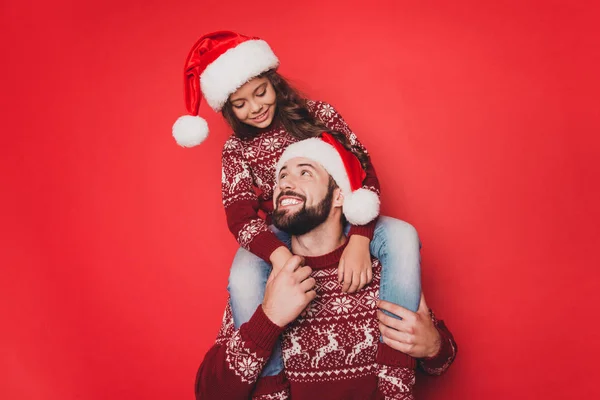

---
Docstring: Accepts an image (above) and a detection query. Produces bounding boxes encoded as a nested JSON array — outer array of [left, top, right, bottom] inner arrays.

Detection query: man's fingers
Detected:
[[300, 277, 316, 292], [377, 310, 406, 331], [379, 322, 414, 344], [378, 300, 415, 321], [294, 265, 313, 282], [366, 267, 373, 284], [306, 289, 317, 301], [381, 335, 412, 354], [338, 259, 345, 283]]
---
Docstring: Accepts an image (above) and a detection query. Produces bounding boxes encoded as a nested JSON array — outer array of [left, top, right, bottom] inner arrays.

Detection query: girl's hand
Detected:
[[338, 235, 372, 293], [269, 246, 294, 281]]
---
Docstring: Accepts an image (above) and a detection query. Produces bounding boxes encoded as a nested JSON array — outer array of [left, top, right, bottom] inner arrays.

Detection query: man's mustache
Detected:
[[276, 190, 306, 205]]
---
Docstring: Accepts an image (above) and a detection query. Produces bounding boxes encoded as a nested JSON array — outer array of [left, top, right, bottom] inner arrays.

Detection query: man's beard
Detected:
[[272, 183, 335, 236]]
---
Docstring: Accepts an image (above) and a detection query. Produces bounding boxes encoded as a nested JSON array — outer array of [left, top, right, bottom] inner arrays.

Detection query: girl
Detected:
[[172, 31, 421, 378]]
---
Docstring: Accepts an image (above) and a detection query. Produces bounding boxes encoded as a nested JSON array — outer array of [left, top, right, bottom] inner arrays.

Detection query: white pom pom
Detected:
[[343, 188, 381, 225], [172, 115, 209, 147]]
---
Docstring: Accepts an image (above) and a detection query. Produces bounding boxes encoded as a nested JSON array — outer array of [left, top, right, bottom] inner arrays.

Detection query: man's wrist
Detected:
[[425, 329, 442, 359], [261, 304, 287, 328]]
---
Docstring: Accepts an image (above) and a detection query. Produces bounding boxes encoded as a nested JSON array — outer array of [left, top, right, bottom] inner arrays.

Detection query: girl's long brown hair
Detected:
[[221, 69, 370, 170]]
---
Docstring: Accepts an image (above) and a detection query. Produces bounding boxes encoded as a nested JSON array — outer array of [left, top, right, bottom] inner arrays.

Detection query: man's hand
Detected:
[[262, 255, 317, 327], [338, 235, 372, 293], [377, 293, 441, 358]]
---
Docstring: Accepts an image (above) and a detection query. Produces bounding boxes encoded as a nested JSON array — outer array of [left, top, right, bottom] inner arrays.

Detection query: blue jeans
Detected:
[[227, 216, 422, 376]]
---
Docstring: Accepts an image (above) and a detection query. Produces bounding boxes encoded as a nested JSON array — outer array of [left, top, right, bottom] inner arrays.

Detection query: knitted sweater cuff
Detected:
[[420, 323, 454, 369], [348, 219, 377, 241], [376, 343, 417, 369], [243, 305, 285, 352], [250, 230, 288, 263]]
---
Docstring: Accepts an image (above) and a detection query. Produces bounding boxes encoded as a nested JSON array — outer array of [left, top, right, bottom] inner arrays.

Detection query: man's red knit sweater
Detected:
[[195, 242, 457, 399]]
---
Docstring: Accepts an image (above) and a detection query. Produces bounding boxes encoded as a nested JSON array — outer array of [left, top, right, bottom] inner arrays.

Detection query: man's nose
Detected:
[[279, 177, 296, 190]]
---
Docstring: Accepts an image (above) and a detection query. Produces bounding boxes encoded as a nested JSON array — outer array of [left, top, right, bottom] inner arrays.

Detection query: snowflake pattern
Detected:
[[331, 296, 353, 314], [318, 103, 335, 119], [261, 137, 283, 152], [225, 330, 266, 383], [364, 291, 379, 309], [238, 220, 269, 249]]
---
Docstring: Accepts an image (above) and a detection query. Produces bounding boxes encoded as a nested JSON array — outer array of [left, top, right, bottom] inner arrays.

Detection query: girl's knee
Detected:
[[228, 248, 269, 296], [380, 217, 420, 245]]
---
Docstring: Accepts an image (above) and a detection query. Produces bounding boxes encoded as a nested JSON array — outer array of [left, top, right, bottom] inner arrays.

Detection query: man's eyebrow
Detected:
[[279, 166, 288, 173], [297, 163, 316, 170]]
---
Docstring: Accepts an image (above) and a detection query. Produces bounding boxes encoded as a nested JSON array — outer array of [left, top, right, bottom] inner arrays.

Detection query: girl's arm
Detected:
[[221, 136, 290, 264]]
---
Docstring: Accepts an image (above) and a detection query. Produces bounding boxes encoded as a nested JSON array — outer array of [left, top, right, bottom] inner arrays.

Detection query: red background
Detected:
[[2, 0, 599, 399]]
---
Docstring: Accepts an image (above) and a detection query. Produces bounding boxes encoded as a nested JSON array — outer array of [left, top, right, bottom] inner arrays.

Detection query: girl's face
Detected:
[[228, 76, 277, 129]]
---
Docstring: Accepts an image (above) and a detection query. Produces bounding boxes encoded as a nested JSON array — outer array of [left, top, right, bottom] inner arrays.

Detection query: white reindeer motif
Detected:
[[378, 366, 413, 393], [228, 168, 251, 194], [282, 327, 309, 362], [345, 322, 376, 364], [310, 326, 345, 369]]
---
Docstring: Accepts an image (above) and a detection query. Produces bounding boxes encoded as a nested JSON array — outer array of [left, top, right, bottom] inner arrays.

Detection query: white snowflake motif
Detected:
[[223, 139, 238, 151], [237, 355, 260, 378], [244, 146, 257, 158], [261, 137, 282, 152], [348, 132, 358, 146], [319, 104, 335, 119], [300, 303, 316, 318], [364, 291, 379, 309], [239, 225, 258, 245], [331, 296, 353, 314]]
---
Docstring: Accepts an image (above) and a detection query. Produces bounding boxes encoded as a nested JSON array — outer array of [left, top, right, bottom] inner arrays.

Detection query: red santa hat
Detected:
[[172, 31, 279, 147], [275, 133, 380, 225]]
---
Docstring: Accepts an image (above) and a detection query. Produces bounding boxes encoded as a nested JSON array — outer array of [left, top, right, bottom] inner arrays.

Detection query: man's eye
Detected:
[[279, 173, 287, 179], [301, 170, 311, 176]]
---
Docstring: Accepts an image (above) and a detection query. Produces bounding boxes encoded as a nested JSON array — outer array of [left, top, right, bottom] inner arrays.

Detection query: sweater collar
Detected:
[[300, 240, 349, 270]]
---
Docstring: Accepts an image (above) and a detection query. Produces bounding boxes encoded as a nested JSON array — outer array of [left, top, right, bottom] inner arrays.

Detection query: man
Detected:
[[196, 136, 457, 399]]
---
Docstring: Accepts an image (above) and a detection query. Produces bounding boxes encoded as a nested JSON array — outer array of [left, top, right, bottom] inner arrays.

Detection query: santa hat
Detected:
[[172, 31, 279, 147], [275, 133, 380, 225]]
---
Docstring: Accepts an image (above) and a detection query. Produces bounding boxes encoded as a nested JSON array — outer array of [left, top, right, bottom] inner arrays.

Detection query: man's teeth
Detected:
[[281, 198, 301, 206]]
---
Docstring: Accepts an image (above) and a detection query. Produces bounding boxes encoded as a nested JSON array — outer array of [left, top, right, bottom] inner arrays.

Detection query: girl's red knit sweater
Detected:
[[221, 101, 381, 262]]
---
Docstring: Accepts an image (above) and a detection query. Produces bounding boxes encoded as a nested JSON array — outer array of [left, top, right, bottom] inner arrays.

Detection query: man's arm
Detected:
[[195, 256, 317, 399], [195, 303, 286, 399]]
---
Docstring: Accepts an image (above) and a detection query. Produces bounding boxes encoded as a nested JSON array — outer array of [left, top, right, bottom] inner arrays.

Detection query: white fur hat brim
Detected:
[[276, 138, 380, 225], [200, 40, 279, 112]]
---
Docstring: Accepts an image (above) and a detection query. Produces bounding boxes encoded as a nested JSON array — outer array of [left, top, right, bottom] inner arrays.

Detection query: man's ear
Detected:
[[333, 188, 345, 208]]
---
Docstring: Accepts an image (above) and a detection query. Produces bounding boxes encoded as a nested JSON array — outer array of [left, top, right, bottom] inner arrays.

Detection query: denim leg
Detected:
[[227, 227, 291, 377], [370, 216, 422, 317]]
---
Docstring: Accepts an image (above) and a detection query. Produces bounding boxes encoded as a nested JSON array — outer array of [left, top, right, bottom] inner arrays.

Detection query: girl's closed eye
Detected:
[[232, 102, 245, 109], [256, 90, 266, 97]]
